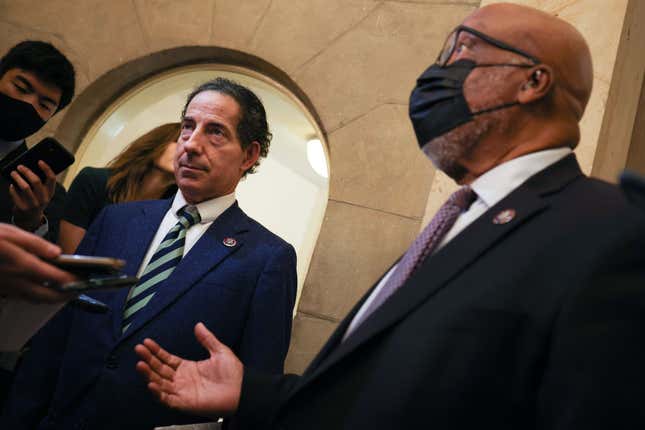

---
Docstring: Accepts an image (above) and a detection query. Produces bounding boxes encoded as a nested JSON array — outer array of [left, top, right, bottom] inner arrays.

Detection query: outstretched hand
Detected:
[[135, 322, 244, 419]]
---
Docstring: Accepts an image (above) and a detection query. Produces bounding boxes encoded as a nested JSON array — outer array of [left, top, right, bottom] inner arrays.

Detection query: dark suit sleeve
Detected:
[[237, 243, 297, 374], [233, 367, 301, 429], [537, 225, 645, 429]]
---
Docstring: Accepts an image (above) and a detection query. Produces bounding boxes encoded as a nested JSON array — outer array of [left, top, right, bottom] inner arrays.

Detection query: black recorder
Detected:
[[1, 137, 75, 184]]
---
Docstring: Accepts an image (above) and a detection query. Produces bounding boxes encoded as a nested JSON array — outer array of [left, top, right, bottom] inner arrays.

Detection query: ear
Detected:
[[241, 141, 261, 172], [517, 65, 553, 104]]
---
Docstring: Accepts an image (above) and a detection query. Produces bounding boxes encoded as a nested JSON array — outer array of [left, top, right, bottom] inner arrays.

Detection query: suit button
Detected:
[[105, 354, 118, 369]]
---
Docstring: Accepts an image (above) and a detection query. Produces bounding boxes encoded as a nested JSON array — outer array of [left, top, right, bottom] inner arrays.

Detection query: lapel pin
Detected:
[[223, 237, 237, 247], [493, 209, 516, 225]]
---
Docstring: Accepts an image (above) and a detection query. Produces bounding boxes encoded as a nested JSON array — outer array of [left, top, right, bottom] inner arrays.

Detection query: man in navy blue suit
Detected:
[[2, 77, 298, 430]]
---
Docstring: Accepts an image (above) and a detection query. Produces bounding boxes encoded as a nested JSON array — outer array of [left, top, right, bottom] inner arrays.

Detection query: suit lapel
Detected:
[[107, 200, 171, 340], [294, 154, 583, 393], [116, 203, 249, 345]]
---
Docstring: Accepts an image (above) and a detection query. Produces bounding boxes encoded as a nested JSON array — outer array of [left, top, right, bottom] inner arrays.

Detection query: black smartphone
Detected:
[[1, 137, 75, 183], [51, 254, 126, 275], [58, 274, 139, 292]]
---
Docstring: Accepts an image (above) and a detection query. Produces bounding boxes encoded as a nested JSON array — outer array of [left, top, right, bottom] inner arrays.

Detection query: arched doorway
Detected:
[[64, 64, 329, 307]]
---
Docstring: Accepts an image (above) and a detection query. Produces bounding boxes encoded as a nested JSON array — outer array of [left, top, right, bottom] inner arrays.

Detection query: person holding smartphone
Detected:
[[0, 40, 75, 410], [0, 223, 75, 302], [0, 40, 76, 242]]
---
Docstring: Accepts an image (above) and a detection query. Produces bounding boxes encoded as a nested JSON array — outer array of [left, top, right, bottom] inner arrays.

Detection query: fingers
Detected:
[[9, 174, 37, 210], [135, 339, 181, 377], [0, 223, 60, 258], [9, 164, 55, 213], [195, 322, 226, 355], [0, 228, 76, 299], [38, 160, 57, 194], [7, 277, 74, 303], [143, 338, 182, 370], [135, 360, 165, 386]]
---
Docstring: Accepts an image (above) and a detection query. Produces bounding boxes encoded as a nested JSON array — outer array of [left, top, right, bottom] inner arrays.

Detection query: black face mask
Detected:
[[409, 59, 527, 147], [0, 92, 46, 141]]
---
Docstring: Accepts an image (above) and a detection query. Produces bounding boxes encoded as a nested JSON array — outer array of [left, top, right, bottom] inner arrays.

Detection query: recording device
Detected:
[[51, 254, 126, 276], [1, 137, 75, 184], [50, 254, 137, 295], [58, 274, 139, 293]]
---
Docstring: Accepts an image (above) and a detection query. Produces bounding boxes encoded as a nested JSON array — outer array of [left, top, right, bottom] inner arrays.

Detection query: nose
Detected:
[[15, 93, 49, 120], [182, 127, 205, 155]]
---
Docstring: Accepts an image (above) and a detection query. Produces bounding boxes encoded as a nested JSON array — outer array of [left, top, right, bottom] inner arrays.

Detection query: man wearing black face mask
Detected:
[[134, 4, 645, 430], [0, 40, 75, 242], [0, 40, 76, 410]]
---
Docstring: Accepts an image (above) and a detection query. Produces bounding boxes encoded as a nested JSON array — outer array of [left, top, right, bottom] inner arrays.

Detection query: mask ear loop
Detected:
[[467, 63, 537, 116], [471, 101, 520, 116]]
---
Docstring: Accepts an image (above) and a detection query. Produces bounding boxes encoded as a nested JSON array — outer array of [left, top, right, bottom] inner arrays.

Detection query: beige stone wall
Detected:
[[422, 0, 645, 226], [1, 0, 480, 373]]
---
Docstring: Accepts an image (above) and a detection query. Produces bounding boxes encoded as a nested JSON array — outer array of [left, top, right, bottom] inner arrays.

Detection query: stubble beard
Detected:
[[421, 69, 516, 182]]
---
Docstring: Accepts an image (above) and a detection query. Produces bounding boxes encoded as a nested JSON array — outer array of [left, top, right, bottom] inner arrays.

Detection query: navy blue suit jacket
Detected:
[[3, 199, 297, 430]]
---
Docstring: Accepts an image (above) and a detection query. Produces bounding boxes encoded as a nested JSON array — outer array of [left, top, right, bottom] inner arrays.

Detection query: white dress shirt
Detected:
[[343, 147, 573, 340], [136, 191, 237, 277]]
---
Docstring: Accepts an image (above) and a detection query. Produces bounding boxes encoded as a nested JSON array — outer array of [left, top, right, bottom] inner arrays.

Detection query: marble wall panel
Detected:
[[1, 0, 148, 81], [209, 0, 272, 50], [298, 200, 420, 321], [294, 1, 476, 132], [284, 313, 338, 374], [328, 104, 434, 218], [248, 0, 379, 75], [134, 0, 216, 51]]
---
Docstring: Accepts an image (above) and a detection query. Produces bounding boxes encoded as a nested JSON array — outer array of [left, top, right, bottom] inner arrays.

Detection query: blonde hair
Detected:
[[106, 122, 180, 203]]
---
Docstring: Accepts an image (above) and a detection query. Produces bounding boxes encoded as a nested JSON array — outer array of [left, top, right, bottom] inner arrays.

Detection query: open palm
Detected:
[[135, 322, 243, 419]]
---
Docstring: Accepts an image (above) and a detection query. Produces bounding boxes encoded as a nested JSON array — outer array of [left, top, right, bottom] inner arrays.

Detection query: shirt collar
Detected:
[[471, 147, 572, 208], [170, 190, 237, 224]]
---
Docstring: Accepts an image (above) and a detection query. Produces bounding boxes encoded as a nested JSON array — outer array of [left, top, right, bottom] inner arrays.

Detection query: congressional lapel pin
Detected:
[[223, 237, 237, 247], [492, 209, 516, 225]]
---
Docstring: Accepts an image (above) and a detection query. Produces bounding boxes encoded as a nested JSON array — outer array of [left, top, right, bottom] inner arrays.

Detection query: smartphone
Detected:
[[1, 137, 75, 184], [58, 274, 139, 292], [51, 254, 126, 275]]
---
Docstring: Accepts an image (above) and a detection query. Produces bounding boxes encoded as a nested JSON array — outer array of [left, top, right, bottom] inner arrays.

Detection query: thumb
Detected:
[[195, 322, 226, 355]]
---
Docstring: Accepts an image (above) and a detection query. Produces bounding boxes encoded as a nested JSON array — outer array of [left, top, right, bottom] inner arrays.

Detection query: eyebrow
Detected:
[[182, 116, 233, 135], [15, 75, 58, 107]]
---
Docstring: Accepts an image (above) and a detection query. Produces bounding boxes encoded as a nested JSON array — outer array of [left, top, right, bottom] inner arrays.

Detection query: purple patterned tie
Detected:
[[344, 186, 476, 339]]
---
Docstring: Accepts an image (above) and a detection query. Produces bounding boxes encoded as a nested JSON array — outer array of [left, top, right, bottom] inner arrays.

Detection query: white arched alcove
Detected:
[[65, 65, 329, 309]]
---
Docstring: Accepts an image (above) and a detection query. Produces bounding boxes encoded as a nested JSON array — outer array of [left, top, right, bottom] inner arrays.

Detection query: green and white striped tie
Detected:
[[121, 205, 200, 333]]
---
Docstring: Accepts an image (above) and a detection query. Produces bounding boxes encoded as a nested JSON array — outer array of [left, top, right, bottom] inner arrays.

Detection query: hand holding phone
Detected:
[[49, 255, 138, 294], [2, 138, 75, 232], [1, 137, 75, 184]]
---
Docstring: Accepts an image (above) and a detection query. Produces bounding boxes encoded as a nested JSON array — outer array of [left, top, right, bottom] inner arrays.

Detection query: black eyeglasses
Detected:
[[437, 25, 541, 67]]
